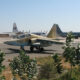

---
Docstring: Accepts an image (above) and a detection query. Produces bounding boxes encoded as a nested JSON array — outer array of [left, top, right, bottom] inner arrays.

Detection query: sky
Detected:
[[0, 0, 80, 33]]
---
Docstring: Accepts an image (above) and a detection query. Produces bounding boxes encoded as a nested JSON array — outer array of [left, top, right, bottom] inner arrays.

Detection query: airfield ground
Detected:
[[0, 37, 80, 80], [0, 37, 80, 66]]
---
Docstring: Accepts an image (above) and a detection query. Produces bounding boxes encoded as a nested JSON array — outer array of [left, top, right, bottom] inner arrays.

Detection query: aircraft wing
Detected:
[[4, 37, 64, 47], [35, 38, 64, 47]]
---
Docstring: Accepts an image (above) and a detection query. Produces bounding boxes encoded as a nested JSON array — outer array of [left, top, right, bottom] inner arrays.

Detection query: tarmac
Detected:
[[0, 37, 79, 66]]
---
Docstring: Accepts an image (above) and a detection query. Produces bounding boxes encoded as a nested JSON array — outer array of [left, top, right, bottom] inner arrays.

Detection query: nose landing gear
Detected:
[[20, 45, 25, 50]]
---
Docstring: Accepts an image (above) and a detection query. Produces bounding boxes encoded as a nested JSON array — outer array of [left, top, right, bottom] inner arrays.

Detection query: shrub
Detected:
[[52, 54, 63, 74], [38, 61, 59, 80], [9, 50, 37, 80], [0, 50, 5, 80]]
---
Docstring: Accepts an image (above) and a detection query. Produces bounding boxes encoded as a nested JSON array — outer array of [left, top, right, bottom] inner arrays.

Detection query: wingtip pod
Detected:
[[4, 41, 16, 45], [47, 24, 63, 39], [4, 41, 19, 46], [4, 41, 10, 45], [4, 39, 29, 46]]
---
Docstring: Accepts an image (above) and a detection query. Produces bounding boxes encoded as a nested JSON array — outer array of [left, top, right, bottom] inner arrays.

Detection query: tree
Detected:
[[75, 44, 80, 65], [0, 50, 5, 80], [63, 32, 76, 79], [9, 50, 37, 80], [52, 54, 63, 74], [38, 62, 58, 80]]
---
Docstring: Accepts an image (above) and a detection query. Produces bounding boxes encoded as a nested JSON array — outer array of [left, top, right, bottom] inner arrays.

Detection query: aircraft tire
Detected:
[[39, 47, 44, 52]]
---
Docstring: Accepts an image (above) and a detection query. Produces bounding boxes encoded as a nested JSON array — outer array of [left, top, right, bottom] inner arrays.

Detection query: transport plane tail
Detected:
[[13, 22, 18, 33]]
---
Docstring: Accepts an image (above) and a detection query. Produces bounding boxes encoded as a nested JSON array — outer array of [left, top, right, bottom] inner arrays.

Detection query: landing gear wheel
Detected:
[[39, 47, 44, 52], [40, 48, 44, 51]]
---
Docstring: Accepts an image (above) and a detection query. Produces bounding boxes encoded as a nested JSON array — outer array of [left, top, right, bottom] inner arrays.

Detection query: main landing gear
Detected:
[[20, 45, 44, 52], [30, 46, 44, 52]]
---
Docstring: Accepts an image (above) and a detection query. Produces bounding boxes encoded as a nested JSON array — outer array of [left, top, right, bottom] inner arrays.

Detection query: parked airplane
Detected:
[[51, 24, 80, 39], [4, 25, 64, 52], [3, 22, 24, 38]]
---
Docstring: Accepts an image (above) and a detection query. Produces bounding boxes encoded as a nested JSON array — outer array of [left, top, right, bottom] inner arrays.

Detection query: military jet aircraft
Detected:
[[4, 25, 64, 52]]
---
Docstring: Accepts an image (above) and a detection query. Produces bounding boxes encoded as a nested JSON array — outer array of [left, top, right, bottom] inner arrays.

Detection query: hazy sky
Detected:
[[0, 0, 80, 33]]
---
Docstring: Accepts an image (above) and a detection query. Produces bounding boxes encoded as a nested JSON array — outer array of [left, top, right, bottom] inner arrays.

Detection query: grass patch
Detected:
[[36, 56, 53, 66]]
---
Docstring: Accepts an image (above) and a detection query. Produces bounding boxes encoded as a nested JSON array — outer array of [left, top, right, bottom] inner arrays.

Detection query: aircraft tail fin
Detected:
[[47, 24, 63, 39], [13, 22, 18, 33]]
